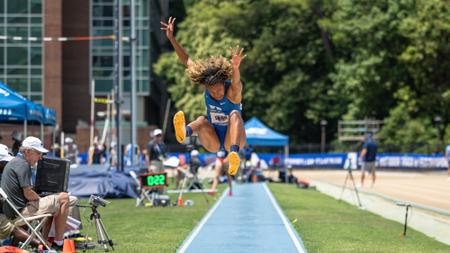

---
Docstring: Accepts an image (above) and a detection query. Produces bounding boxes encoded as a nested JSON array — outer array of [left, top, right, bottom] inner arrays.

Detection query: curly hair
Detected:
[[186, 56, 232, 86]]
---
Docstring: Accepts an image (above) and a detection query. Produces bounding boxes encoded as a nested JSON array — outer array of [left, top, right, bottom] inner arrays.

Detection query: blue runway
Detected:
[[177, 183, 307, 253]]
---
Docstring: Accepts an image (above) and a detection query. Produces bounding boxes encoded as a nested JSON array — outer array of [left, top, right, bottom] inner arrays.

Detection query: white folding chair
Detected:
[[0, 188, 52, 250], [129, 171, 153, 206]]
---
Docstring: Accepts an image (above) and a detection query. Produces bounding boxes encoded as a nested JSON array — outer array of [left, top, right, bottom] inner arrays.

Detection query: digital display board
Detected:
[[140, 172, 168, 188]]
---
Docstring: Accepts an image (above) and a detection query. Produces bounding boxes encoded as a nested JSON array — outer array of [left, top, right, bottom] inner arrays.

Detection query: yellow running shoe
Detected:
[[173, 111, 186, 143], [227, 151, 240, 175]]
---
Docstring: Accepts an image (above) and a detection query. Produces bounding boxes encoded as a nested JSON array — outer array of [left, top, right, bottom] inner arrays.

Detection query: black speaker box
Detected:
[[153, 195, 171, 207], [35, 157, 70, 194]]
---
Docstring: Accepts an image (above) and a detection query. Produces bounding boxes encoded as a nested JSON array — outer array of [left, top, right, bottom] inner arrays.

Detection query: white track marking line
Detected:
[[177, 188, 229, 253], [263, 183, 307, 253]]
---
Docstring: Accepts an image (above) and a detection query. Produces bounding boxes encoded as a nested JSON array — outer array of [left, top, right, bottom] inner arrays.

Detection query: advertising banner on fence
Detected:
[[282, 153, 447, 169], [80, 152, 448, 170], [284, 153, 347, 168], [375, 154, 447, 169]]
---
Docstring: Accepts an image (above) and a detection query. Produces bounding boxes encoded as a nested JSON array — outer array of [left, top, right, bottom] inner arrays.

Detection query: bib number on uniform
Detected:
[[210, 112, 229, 125]]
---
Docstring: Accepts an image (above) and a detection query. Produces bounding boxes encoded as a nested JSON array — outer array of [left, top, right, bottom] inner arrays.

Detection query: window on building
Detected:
[[0, 0, 43, 102]]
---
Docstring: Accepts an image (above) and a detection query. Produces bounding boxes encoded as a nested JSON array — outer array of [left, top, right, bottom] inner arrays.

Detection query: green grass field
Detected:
[[77, 183, 450, 253], [78, 187, 224, 253], [269, 183, 450, 253]]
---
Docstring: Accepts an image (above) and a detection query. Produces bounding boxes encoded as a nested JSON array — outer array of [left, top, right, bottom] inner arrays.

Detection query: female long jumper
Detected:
[[161, 17, 246, 175]]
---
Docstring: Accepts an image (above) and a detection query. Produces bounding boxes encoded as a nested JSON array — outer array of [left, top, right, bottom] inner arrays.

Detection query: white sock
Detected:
[[54, 240, 63, 246]]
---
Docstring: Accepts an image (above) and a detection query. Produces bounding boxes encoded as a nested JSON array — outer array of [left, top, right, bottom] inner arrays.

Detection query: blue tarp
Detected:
[[0, 82, 28, 122], [68, 165, 139, 198], [244, 117, 289, 146]]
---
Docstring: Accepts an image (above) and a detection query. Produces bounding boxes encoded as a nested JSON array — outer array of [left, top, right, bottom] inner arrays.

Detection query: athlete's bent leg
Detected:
[[174, 112, 221, 152], [224, 110, 246, 175]]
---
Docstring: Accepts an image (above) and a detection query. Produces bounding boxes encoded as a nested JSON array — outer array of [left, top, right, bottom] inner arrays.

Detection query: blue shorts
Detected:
[[213, 124, 228, 149]]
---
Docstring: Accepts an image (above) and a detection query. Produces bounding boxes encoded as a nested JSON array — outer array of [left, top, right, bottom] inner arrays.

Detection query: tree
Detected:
[[156, 0, 341, 144], [155, 0, 449, 150]]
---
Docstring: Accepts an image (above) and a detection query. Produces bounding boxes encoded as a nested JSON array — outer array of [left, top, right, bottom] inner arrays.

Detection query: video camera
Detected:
[[89, 195, 110, 208]]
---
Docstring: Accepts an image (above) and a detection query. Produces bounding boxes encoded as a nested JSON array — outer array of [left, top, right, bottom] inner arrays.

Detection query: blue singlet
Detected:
[[205, 80, 242, 149]]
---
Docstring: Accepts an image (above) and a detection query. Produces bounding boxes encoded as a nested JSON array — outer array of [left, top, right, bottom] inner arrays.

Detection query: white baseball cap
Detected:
[[21, 136, 49, 153], [190, 150, 199, 157], [153, 129, 163, 136], [0, 144, 13, 162]]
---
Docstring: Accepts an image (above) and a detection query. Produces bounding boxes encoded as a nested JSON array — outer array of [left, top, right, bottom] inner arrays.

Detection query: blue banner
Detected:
[[285, 153, 347, 168], [375, 153, 447, 169], [77, 152, 448, 170]]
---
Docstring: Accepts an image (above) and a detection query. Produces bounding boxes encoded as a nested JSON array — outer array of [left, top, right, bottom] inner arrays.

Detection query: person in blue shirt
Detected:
[[359, 132, 378, 187], [445, 143, 450, 181], [161, 17, 246, 176]]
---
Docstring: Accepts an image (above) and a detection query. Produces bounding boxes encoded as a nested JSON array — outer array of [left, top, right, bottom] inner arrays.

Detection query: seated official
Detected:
[[1, 137, 69, 250], [0, 144, 41, 247], [0, 213, 42, 247]]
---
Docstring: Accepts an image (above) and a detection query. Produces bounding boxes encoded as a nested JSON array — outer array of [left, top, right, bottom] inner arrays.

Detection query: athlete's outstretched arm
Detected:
[[160, 16, 192, 66], [227, 46, 246, 103]]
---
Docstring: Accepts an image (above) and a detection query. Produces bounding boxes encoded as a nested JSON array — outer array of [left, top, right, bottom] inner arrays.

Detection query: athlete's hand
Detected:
[[160, 16, 176, 40], [229, 45, 246, 69]]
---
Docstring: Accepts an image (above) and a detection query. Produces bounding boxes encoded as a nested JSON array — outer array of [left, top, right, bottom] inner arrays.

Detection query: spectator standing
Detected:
[[359, 132, 378, 187], [92, 141, 107, 165], [64, 137, 79, 164], [11, 131, 22, 156], [146, 129, 167, 173]]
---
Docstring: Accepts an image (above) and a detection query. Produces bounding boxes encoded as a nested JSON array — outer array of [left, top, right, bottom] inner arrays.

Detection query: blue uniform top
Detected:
[[363, 139, 377, 162], [205, 80, 242, 148], [446, 145, 450, 161]]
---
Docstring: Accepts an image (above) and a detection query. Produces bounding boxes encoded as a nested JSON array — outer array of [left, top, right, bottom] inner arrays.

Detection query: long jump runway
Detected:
[[177, 183, 307, 253]]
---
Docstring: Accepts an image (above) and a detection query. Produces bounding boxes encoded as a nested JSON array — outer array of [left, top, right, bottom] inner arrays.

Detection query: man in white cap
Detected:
[[1, 136, 69, 250], [0, 144, 43, 247], [146, 128, 167, 173]]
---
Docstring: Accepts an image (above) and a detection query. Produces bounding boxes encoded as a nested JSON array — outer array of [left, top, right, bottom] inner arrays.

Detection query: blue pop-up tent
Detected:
[[27, 101, 43, 123], [0, 82, 56, 139], [43, 107, 56, 126], [0, 82, 28, 122], [245, 117, 289, 147], [245, 117, 290, 182]]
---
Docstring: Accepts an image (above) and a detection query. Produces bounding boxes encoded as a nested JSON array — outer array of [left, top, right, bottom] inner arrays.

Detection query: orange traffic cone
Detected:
[[62, 239, 76, 253], [252, 173, 257, 183], [177, 196, 184, 206], [70, 239, 76, 252]]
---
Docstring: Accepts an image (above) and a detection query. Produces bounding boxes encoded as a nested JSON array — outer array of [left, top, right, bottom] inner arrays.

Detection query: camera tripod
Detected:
[[90, 205, 114, 251], [339, 165, 362, 207], [78, 204, 114, 252]]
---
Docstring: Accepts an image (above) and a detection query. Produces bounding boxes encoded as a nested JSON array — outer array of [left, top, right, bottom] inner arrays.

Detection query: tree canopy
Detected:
[[155, 0, 450, 151]]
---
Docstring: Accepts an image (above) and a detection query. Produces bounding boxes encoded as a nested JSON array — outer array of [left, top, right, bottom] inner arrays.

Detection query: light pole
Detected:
[[114, 0, 123, 171], [320, 120, 328, 153], [130, 0, 137, 165]]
